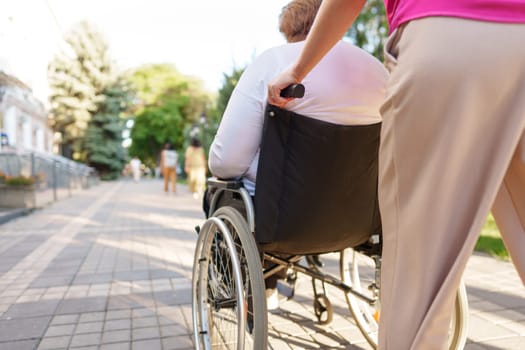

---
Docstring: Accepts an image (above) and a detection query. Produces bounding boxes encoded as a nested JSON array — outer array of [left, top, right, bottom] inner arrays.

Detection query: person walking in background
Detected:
[[129, 156, 142, 182], [268, 1, 525, 349], [160, 143, 178, 193], [185, 138, 207, 199]]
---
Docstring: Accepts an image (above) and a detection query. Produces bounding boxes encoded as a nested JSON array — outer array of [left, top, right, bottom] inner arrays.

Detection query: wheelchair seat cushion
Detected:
[[254, 105, 382, 255]]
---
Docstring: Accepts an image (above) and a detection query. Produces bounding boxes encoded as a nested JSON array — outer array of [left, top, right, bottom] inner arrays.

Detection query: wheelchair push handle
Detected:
[[280, 84, 305, 98]]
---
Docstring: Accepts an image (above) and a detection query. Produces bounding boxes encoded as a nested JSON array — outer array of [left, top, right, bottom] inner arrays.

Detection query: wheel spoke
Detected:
[[193, 208, 266, 350]]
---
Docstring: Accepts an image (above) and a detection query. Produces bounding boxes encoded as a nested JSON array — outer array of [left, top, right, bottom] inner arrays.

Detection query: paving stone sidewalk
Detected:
[[0, 180, 523, 350]]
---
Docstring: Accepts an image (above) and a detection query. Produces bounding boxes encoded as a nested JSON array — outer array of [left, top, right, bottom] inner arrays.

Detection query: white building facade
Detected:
[[0, 72, 54, 154], [1, 1, 63, 155]]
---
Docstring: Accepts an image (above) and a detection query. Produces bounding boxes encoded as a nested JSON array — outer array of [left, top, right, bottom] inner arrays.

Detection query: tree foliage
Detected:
[[128, 64, 211, 168], [346, 0, 388, 60], [215, 67, 245, 119], [48, 21, 114, 159], [84, 78, 133, 180]]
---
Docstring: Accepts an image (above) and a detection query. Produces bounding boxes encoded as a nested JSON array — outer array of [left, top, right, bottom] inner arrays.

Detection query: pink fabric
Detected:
[[385, 0, 525, 32]]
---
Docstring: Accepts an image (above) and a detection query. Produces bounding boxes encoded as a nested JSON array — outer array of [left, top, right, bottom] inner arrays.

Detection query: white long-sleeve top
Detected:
[[209, 40, 388, 195]]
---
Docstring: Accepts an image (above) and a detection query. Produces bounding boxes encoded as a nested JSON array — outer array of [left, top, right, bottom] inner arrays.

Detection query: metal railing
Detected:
[[0, 151, 99, 208]]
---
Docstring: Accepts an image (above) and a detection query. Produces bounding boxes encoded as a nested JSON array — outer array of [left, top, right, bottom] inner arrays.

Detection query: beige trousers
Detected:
[[163, 167, 177, 193], [379, 18, 525, 350], [188, 166, 206, 194]]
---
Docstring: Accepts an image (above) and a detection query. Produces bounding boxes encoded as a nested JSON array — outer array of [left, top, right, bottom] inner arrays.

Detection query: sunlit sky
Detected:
[[1, 0, 290, 103]]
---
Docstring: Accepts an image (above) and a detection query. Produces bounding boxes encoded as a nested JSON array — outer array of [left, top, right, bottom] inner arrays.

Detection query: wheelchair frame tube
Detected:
[[209, 187, 255, 233], [263, 255, 303, 280], [263, 253, 377, 305]]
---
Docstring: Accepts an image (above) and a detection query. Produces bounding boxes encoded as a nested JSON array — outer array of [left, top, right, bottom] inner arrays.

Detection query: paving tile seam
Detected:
[[0, 183, 122, 300], [0, 337, 41, 344], [472, 333, 525, 342], [9, 286, 193, 302], [0, 236, 26, 255], [1, 181, 523, 349], [473, 309, 525, 323]]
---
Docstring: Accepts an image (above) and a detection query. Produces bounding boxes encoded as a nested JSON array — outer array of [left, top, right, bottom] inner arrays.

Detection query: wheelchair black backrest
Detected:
[[254, 105, 382, 255]]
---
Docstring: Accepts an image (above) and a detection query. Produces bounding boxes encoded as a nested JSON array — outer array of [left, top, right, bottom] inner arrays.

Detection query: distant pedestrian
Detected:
[[160, 143, 178, 193], [130, 156, 142, 182], [185, 138, 207, 199]]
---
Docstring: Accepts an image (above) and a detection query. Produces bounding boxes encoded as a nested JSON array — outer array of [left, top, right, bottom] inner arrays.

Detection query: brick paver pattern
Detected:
[[0, 180, 523, 349]]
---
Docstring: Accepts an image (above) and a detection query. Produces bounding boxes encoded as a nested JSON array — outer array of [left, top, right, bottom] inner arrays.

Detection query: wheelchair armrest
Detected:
[[207, 177, 243, 190]]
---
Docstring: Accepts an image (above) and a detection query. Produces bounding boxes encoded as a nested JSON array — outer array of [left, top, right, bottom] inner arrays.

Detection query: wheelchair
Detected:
[[192, 104, 469, 349]]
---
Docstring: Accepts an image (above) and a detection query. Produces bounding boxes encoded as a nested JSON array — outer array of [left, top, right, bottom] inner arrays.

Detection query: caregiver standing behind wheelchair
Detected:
[[208, 0, 387, 310], [268, 1, 525, 349]]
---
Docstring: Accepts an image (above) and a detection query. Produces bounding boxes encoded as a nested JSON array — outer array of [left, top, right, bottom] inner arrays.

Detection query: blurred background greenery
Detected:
[[478, 215, 508, 260]]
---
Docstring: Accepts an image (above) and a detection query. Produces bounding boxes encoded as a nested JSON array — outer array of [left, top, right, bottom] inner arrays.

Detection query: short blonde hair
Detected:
[[279, 0, 322, 43]]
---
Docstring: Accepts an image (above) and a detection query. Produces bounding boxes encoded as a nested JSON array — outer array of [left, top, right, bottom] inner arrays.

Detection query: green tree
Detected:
[[128, 64, 211, 168], [215, 67, 245, 118], [129, 89, 188, 168], [48, 21, 113, 160], [84, 78, 133, 180], [346, 0, 388, 60]]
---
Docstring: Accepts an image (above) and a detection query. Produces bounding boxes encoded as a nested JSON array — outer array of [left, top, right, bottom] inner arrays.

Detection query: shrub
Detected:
[[5, 175, 35, 186]]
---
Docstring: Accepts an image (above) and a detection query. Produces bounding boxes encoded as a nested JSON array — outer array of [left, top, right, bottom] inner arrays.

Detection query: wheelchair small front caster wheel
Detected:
[[313, 294, 333, 325]]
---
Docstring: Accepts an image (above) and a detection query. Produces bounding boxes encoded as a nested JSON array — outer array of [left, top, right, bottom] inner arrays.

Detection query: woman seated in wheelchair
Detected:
[[206, 0, 388, 310]]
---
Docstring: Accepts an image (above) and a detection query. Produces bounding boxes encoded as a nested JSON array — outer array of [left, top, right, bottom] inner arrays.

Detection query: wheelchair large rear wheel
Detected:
[[340, 248, 468, 349], [192, 207, 267, 350]]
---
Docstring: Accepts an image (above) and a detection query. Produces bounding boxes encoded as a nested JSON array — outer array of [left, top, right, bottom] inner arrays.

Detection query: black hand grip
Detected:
[[280, 84, 305, 98]]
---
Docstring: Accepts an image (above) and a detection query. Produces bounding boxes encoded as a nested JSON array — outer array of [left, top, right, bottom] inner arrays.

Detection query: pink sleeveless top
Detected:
[[385, 0, 525, 32]]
